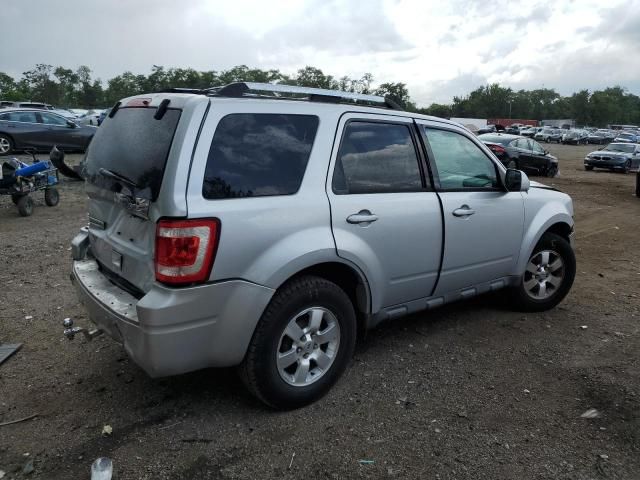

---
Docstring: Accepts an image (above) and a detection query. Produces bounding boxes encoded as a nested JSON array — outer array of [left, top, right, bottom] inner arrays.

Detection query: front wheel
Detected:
[[240, 275, 357, 409], [546, 165, 558, 177], [585, 165, 594, 171], [621, 160, 631, 174], [16, 195, 33, 217], [44, 187, 59, 206], [510, 232, 575, 312]]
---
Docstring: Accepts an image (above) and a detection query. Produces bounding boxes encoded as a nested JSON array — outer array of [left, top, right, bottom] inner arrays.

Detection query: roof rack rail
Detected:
[[210, 82, 403, 110]]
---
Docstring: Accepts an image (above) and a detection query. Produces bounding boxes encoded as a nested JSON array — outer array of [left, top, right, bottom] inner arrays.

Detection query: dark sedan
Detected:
[[479, 133, 559, 177], [0, 108, 96, 155], [584, 143, 640, 173]]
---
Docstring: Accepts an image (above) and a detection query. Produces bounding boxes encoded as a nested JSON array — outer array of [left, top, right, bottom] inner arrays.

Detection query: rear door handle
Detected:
[[347, 210, 378, 224], [452, 205, 475, 217]]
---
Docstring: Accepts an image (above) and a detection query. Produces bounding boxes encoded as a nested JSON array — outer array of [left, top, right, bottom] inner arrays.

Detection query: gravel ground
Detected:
[[0, 144, 639, 479]]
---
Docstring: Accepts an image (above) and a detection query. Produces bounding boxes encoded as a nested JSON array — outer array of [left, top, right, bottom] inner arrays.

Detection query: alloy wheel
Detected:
[[0, 137, 10, 154], [523, 250, 564, 300], [276, 307, 340, 387]]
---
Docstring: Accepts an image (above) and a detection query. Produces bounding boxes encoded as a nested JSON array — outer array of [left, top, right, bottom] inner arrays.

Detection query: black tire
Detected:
[[621, 160, 631, 174], [584, 165, 594, 171], [510, 232, 575, 312], [240, 275, 357, 410], [0, 133, 13, 155], [11, 193, 22, 204], [16, 195, 33, 217], [507, 159, 517, 169], [44, 187, 59, 206], [546, 165, 558, 177]]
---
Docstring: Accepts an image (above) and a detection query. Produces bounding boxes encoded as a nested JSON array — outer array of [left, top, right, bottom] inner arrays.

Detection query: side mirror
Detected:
[[67, 120, 76, 128], [505, 168, 530, 192]]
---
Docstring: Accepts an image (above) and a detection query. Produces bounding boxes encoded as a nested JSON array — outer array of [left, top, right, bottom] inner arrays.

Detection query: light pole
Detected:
[[508, 100, 513, 119]]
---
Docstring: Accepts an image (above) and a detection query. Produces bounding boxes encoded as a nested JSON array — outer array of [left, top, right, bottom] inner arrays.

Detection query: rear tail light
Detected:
[[488, 144, 506, 155], [155, 218, 220, 285]]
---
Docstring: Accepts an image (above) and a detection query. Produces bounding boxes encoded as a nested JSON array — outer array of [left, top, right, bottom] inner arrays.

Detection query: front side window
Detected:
[[515, 138, 531, 150], [332, 121, 423, 194], [424, 128, 499, 190], [203, 114, 318, 199], [531, 141, 545, 154]]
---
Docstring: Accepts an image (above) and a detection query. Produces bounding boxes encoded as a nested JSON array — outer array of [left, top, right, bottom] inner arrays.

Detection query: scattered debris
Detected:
[[0, 413, 38, 427], [24, 316, 33, 320], [288, 452, 295, 469], [101, 425, 113, 436], [523, 389, 530, 394], [22, 458, 34, 475], [359, 460, 375, 465], [580, 325, 588, 330], [0, 469, 5, 479], [91, 457, 113, 480], [580, 408, 601, 419], [434, 428, 442, 433], [457, 411, 468, 418], [599, 454, 609, 460], [0, 343, 23, 366]]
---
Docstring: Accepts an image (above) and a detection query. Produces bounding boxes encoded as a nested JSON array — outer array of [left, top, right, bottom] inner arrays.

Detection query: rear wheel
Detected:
[[44, 187, 59, 206], [584, 165, 594, 171], [0, 134, 13, 155], [16, 195, 33, 217], [510, 232, 575, 312], [240, 275, 357, 409]]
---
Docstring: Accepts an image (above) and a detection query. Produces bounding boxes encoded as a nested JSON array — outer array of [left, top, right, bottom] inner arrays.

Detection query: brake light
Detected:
[[126, 98, 152, 107], [155, 219, 220, 285], [488, 144, 506, 155]]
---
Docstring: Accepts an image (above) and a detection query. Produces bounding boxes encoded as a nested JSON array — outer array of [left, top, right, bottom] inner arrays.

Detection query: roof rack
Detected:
[[210, 82, 403, 110]]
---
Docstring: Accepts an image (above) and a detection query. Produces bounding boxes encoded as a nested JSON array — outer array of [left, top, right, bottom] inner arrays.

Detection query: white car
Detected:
[[75, 109, 106, 126]]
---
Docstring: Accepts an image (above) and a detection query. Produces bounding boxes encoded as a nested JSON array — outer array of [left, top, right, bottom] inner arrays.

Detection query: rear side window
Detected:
[[332, 122, 423, 194], [203, 114, 318, 199], [84, 107, 181, 201]]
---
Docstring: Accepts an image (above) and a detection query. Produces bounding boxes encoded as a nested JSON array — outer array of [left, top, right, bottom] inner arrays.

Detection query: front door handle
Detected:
[[452, 205, 475, 217], [347, 210, 378, 224]]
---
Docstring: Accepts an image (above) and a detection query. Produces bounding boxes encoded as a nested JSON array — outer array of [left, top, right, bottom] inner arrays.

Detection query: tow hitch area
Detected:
[[62, 318, 104, 341]]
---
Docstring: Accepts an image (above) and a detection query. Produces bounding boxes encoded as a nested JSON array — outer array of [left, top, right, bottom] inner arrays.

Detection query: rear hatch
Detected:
[[82, 96, 190, 295]]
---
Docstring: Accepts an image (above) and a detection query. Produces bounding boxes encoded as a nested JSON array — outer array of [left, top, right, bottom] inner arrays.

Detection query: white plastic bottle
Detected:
[[91, 457, 113, 480]]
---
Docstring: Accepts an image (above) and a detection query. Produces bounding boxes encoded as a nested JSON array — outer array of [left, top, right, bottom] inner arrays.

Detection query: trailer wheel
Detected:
[[44, 187, 59, 207], [17, 195, 33, 217]]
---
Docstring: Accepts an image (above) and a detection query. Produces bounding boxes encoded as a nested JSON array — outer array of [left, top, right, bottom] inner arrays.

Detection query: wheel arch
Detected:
[[271, 259, 372, 337], [0, 131, 16, 152]]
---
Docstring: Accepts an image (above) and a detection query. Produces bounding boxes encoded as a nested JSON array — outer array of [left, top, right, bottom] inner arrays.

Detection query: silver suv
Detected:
[[69, 83, 576, 409]]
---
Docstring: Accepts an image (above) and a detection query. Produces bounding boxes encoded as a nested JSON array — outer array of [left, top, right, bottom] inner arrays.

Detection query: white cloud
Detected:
[[2, 0, 639, 106]]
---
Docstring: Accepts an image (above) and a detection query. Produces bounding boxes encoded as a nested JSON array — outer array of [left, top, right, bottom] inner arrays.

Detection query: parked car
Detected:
[[479, 133, 559, 177], [520, 126, 537, 137], [0, 108, 96, 155], [51, 108, 78, 120], [4, 101, 53, 110], [534, 128, 554, 142], [68, 108, 89, 118], [587, 131, 607, 144], [97, 108, 111, 126], [76, 109, 106, 126], [68, 83, 576, 409], [562, 129, 589, 145], [614, 132, 638, 143], [478, 124, 497, 134], [584, 142, 640, 173]]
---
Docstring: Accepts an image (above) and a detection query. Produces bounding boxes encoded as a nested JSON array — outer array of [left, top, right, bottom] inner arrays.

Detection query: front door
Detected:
[[327, 115, 443, 312], [417, 122, 524, 295], [37, 112, 78, 150]]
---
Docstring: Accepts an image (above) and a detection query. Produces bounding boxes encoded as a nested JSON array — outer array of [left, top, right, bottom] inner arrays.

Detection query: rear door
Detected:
[[417, 122, 524, 295], [0, 111, 41, 149], [327, 114, 443, 312]]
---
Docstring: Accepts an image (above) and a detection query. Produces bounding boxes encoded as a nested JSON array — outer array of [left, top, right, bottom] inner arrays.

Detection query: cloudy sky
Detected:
[[2, 0, 639, 106]]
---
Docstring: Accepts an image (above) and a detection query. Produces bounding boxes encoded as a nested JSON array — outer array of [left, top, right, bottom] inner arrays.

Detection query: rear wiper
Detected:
[[98, 168, 139, 189]]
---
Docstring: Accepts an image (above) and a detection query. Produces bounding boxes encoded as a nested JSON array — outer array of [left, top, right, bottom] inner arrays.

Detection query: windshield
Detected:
[[603, 144, 634, 153], [617, 133, 634, 139], [83, 106, 181, 201]]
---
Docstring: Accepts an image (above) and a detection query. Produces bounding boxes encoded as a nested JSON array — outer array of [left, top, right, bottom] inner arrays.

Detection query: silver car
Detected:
[[68, 83, 576, 409]]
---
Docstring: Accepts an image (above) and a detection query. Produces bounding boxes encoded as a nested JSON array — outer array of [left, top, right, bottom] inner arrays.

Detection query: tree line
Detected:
[[1, 64, 638, 127]]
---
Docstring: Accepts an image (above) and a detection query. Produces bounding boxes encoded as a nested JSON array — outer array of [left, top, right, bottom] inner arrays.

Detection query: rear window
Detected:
[[84, 107, 181, 201], [478, 134, 512, 146], [203, 113, 318, 199]]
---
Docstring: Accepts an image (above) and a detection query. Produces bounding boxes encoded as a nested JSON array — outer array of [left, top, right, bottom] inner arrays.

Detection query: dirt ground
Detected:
[[1, 144, 639, 480]]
